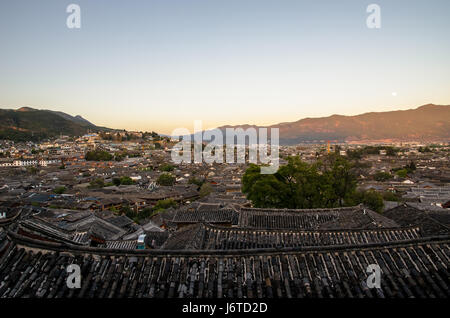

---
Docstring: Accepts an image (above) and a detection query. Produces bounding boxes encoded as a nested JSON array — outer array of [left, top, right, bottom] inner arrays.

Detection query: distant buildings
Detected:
[[0, 159, 60, 167]]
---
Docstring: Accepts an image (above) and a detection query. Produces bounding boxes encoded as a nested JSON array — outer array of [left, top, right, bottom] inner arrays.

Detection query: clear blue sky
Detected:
[[1, 0, 449, 133]]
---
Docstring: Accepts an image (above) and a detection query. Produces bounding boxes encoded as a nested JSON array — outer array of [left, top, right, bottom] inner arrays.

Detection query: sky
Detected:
[[0, 0, 449, 134]]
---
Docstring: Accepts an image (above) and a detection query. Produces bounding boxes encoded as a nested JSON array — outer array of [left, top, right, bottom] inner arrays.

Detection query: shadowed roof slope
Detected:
[[238, 205, 398, 230], [1, 231, 449, 298], [384, 204, 450, 236]]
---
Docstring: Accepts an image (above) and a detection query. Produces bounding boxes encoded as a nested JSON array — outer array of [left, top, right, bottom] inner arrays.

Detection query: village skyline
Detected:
[[1, 1, 450, 133], [0, 0, 449, 307]]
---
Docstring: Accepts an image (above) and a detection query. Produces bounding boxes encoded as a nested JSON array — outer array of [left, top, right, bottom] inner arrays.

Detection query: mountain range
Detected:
[[215, 104, 450, 144], [0, 104, 449, 143], [0, 107, 110, 142]]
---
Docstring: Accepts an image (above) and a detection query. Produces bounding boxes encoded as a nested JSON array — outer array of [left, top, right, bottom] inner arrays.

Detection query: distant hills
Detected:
[[1, 104, 449, 143], [216, 104, 450, 144], [0, 107, 111, 142]]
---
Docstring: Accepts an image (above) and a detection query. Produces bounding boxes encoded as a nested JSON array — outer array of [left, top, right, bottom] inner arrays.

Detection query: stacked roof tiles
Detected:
[[238, 206, 399, 230], [161, 224, 205, 250], [172, 203, 239, 226], [102, 240, 137, 250], [404, 186, 450, 204], [160, 223, 423, 250], [198, 224, 422, 250], [18, 213, 128, 244], [384, 204, 450, 236], [0, 232, 449, 298]]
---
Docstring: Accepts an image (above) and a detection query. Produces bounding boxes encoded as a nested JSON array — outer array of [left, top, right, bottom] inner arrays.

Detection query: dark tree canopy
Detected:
[[157, 173, 176, 186], [373, 171, 393, 182], [160, 163, 175, 172], [85, 150, 113, 161], [242, 154, 382, 212]]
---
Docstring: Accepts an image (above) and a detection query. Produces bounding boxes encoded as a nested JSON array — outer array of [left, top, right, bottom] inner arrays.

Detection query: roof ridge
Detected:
[[8, 230, 450, 257], [203, 222, 420, 233], [240, 205, 363, 213]]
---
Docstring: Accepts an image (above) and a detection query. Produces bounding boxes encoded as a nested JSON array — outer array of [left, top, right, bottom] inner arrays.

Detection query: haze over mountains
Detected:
[[216, 104, 450, 144], [0, 104, 449, 143]]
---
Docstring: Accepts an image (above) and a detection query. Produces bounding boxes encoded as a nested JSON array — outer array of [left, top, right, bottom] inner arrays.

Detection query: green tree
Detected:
[[112, 177, 121, 186], [139, 207, 154, 219], [322, 153, 358, 207], [160, 163, 174, 172], [382, 191, 402, 202], [351, 190, 384, 213], [373, 171, 392, 182], [114, 153, 125, 161], [279, 157, 325, 208], [385, 147, 397, 156], [395, 169, 408, 178], [53, 186, 66, 194], [199, 182, 212, 198], [154, 199, 177, 210], [120, 176, 134, 185], [88, 178, 105, 189], [157, 173, 175, 186], [242, 155, 357, 209], [346, 149, 363, 160], [121, 205, 137, 219], [419, 146, 432, 153], [242, 165, 290, 208], [405, 161, 416, 173], [188, 176, 204, 188]]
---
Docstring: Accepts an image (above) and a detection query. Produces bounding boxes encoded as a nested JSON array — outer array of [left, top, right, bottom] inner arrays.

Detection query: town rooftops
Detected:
[[172, 203, 239, 225]]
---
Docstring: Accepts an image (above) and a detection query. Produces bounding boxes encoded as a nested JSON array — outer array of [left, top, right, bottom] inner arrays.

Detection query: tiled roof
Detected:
[[238, 205, 399, 230], [172, 207, 238, 224], [384, 204, 450, 236], [198, 224, 422, 250], [102, 240, 137, 249], [19, 219, 81, 245], [0, 207, 22, 225], [144, 231, 170, 248], [105, 215, 134, 229], [1, 231, 449, 298], [161, 224, 205, 250]]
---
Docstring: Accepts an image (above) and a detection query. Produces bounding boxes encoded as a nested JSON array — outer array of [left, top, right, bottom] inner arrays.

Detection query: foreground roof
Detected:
[[1, 231, 449, 298]]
